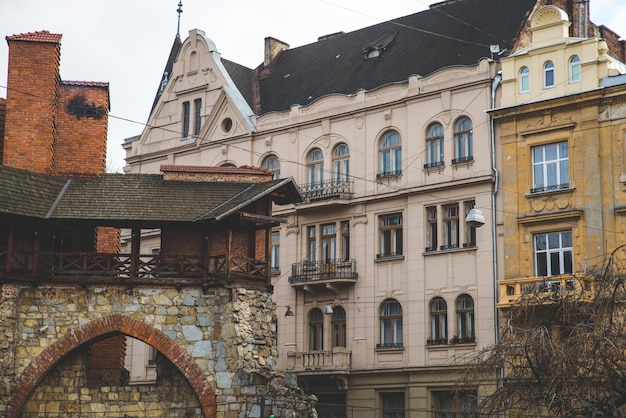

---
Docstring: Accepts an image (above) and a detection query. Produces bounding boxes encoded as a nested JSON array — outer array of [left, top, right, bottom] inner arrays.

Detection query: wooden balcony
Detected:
[[288, 259, 358, 290], [286, 348, 351, 373], [0, 247, 268, 287], [497, 274, 594, 308]]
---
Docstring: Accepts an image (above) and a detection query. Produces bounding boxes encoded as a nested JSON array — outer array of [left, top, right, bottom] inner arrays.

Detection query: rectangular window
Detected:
[[321, 223, 337, 262], [307, 226, 317, 262], [378, 213, 403, 258], [433, 391, 477, 418], [193, 98, 202, 136], [382, 392, 405, 418], [463, 201, 476, 248], [531, 141, 569, 193], [182, 101, 190, 139], [534, 231, 573, 276], [340, 220, 350, 260], [426, 206, 438, 252], [442, 204, 459, 250], [270, 231, 280, 273]]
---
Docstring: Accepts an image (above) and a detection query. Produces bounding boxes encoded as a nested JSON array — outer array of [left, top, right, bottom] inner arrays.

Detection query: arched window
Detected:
[[332, 306, 346, 348], [262, 155, 280, 180], [333, 144, 350, 183], [309, 308, 324, 350], [379, 299, 403, 348], [453, 117, 473, 164], [378, 131, 402, 178], [429, 297, 447, 345], [307, 149, 324, 185], [519, 66, 530, 93], [425, 123, 444, 168], [569, 55, 581, 83], [455, 294, 475, 343], [543, 61, 555, 88]]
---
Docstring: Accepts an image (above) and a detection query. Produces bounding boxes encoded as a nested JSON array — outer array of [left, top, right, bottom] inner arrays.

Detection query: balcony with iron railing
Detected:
[[298, 179, 353, 202], [0, 247, 268, 287], [288, 259, 358, 287], [286, 348, 351, 373], [497, 274, 594, 308]]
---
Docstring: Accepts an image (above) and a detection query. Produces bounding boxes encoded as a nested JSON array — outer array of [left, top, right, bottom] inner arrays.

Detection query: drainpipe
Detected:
[[490, 70, 504, 404]]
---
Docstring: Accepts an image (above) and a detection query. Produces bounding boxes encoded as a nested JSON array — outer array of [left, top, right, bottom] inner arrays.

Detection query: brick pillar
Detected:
[[3, 31, 62, 173]]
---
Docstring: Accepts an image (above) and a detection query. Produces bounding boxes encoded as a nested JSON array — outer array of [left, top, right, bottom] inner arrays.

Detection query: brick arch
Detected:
[[7, 313, 216, 418]]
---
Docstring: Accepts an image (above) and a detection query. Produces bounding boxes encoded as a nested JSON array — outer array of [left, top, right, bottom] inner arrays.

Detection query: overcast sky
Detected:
[[1, 0, 624, 172]]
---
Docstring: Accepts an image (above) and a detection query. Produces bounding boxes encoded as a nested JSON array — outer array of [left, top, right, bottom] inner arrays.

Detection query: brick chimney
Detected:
[[3, 31, 62, 174], [2, 30, 110, 178]]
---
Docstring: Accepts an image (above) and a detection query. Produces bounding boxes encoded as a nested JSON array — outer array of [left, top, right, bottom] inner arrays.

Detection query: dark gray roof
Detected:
[[0, 165, 301, 224], [241, 0, 536, 114]]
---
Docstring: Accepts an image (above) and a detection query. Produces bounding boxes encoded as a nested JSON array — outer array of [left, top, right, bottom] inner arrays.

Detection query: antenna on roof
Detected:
[[176, 1, 183, 37]]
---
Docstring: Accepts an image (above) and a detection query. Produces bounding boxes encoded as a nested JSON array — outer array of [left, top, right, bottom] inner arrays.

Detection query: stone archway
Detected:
[[7, 313, 216, 418]]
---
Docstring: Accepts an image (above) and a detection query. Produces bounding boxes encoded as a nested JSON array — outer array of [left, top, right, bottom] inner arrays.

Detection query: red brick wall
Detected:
[[3, 36, 60, 173], [0, 98, 5, 163], [52, 83, 108, 177], [161, 227, 205, 256], [96, 227, 120, 253], [89, 335, 126, 369]]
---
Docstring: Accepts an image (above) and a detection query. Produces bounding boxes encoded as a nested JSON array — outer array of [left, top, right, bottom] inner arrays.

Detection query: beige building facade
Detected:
[[124, 28, 499, 418]]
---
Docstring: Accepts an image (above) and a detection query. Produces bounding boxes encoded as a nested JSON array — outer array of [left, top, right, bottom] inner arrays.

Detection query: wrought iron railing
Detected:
[[289, 259, 357, 284], [298, 179, 353, 202], [530, 182, 569, 194]]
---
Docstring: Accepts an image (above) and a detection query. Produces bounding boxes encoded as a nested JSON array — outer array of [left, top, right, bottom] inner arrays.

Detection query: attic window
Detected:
[[362, 32, 396, 59]]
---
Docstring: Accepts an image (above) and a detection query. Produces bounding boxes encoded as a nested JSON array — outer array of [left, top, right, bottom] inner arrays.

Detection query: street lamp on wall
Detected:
[[466, 206, 486, 228]]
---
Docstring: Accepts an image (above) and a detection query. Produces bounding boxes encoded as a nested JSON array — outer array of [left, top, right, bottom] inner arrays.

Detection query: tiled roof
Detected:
[[61, 80, 110, 88], [6, 30, 62, 43], [0, 165, 301, 224], [245, 0, 536, 114]]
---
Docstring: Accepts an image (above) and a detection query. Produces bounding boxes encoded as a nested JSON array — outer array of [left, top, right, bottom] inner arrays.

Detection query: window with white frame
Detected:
[[307, 225, 317, 262], [193, 98, 202, 137], [309, 308, 324, 350], [534, 230, 573, 277], [125, 337, 157, 384], [543, 60, 555, 88], [425, 123, 444, 168], [270, 230, 280, 273], [379, 299, 403, 348], [426, 206, 438, 252], [531, 141, 569, 193], [519, 66, 530, 93], [307, 149, 324, 185], [569, 55, 581, 83], [429, 297, 448, 345], [463, 201, 477, 248], [378, 131, 402, 178], [333, 143, 350, 182], [455, 294, 475, 344], [453, 117, 473, 164], [262, 155, 280, 180], [332, 306, 346, 348], [425, 201, 478, 253], [306, 221, 351, 265], [442, 204, 459, 250], [378, 213, 403, 258], [321, 223, 337, 262]]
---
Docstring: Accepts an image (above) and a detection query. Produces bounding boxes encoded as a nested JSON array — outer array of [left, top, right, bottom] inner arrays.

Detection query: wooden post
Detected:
[[130, 228, 140, 278], [227, 229, 232, 276]]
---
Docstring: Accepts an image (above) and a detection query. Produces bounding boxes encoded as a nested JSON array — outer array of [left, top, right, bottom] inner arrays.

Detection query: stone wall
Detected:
[[0, 284, 315, 418]]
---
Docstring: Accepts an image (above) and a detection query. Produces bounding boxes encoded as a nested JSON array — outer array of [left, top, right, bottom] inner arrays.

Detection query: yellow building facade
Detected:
[[491, 5, 626, 307]]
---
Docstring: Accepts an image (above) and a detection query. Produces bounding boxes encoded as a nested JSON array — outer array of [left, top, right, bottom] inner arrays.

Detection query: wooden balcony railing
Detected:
[[497, 274, 594, 308], [289, 259, 358, 285], [0, 247, 267, 286], [286, 348, 351, 372]]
